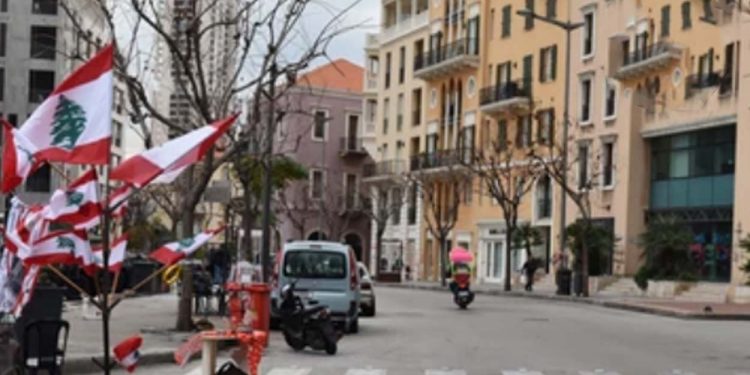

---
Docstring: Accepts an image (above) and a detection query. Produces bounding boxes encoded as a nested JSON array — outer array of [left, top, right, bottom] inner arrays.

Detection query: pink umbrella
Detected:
[[449, 247, 473, 264]]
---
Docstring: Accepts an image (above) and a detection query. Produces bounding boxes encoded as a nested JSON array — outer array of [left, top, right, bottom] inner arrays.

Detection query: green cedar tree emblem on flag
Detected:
[[51, 95, 87, 150], [178, 237, 195, 251], [57, 236, 76, 254], [65, 191, 84, 207]]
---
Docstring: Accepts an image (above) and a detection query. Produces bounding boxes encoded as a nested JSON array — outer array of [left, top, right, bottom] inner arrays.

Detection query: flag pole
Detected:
[[45, 265, 102, 309]]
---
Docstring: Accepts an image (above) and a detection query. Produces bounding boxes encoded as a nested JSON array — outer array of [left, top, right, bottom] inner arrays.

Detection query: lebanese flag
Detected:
[[4, 198, 46, 258], [113, 335, 143, 373], [12, 265, 41, 318], [17, 44, 112, 166], [109, 185, 133, 218], [110, 114, 237, 188], [85, 234, 128, 276], [149, 227, 223, 266], [42, 169, 102, 230], [2, 121, 40, 193], [24, 230, 93, 267]]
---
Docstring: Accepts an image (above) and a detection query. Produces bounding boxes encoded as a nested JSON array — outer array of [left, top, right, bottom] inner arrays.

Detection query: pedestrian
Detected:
[[209, 245, 231, 285], [520, 258, 539, 292]]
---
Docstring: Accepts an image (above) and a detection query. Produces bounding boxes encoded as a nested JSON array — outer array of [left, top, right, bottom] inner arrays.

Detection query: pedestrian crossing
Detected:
[[260, 367, 750, 375]]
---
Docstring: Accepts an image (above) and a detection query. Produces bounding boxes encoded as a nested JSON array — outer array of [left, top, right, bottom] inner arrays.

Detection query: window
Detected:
[[383, 98, 390, 135], [312, 110, 327, 140], [310, 169, 324, 199], [366, 99, 377, 123], [0, 23, 6, 57], [537, 109, 554, 145], [31, 26, 57, 60], [113, 120, 123, 147], [489, 9, 495, 39], [412, 88, 422, 126], [345, 174, 358, 209], [523, 54, 533, 88], [0, 0, 6, 12], [582, 11, 595, 58], [28, 70, 55, 103], [546, 0, 557, 19], [602, 141, 614, 188], [536, 175, 552, 219], [681, 1, 692, 29], [114, 87, 125, 114], [398, 46, 405, 84], [0, 68, 4, 102], [26, 164, 51, 192], [391, 188, 402, 225], [32, 0, 58, 15], [702, 0, 714, 22], [524, 0, 534, 30], [463, 180, 473, 204], [516, 116, 532, 148], [407, 183, 417, 224], [578, 143, 590, 189], [397, 93, 404, 131], [283, 251, 346, 279], [580, 76, 593, 124], [661, 5, 671, 37], [385, 52, 391, 89], [539, 45, 558, 82], [604, 80, 617, 119], [501, 5, 511, 38], [498, 119, 507, 150]]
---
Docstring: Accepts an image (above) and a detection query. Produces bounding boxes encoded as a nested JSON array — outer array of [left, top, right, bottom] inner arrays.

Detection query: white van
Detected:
[[271, 241, 361, 333]]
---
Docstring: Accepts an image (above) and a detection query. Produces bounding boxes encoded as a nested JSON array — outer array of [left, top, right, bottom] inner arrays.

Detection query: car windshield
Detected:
[[283, 250, 346, 279]]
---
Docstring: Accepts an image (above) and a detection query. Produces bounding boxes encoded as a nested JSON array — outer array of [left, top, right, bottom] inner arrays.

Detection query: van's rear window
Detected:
[[283, 251, 346, 279]]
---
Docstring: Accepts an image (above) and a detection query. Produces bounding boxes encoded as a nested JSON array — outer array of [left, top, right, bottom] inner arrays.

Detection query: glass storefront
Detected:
[[649, 125, 735, 281]]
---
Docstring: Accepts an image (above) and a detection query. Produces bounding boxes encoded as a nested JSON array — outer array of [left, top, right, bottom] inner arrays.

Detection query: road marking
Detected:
[[345, 369, 387, 375], [580, 370, 621, 375], [660, 371, 696, 375], [266, 367, 313, 375], [425, 369, 467, 375], [501, 369, 544, 375]]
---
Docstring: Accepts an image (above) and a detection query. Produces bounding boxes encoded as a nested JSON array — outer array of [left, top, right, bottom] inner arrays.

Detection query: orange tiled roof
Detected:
[[296, 59, 364, 93]]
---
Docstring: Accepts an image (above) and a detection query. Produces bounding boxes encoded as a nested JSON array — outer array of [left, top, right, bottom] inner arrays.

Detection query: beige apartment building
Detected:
[[367, 0, 750, 296]]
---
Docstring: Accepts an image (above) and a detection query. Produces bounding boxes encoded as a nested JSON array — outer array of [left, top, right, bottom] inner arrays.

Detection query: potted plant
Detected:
[[636, 216, 696, 294], [566, 222, 615, 296]]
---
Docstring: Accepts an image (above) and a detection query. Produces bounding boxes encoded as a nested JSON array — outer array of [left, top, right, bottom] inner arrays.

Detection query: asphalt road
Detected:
[[143, 287, 750, 374]]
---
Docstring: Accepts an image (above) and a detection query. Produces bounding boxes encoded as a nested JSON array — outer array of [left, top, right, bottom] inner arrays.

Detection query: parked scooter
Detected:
[[450, 264, 474, 309], [278, 281, 340, 355]]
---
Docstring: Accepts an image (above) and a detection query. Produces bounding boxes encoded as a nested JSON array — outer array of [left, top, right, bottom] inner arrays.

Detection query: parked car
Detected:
[[270, 241, 361, 333], [358, 262, 376, 317]]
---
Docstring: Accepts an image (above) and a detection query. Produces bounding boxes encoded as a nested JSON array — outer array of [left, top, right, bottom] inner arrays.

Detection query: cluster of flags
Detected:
[[0, 43, 235, 320]]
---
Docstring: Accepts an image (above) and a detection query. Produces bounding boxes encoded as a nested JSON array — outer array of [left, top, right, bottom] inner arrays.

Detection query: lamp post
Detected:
[[516, 8, 583, 294]]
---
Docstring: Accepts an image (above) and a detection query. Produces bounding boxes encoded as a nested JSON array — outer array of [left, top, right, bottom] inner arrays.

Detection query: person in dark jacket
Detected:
[[520, 258, 539, 291], [209, 245, 231, 285]]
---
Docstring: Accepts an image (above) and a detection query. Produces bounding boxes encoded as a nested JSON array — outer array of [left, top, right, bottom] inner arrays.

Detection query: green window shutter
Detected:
[[661, 5, 671, 37], [682, 2, 691, 29], [525, 0, 534, 30], [551, 45, 558, 80], [502, 6, 511, 37], [539, 48, 546, 83], [546, 0, 557, 19]]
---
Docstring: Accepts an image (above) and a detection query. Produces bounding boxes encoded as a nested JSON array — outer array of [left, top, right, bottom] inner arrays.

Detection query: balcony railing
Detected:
[[366, 77, 378, 90], [615, 42, 681, 80], [363, 160, 406, 178], [410, 149, 464, 171], [413, 38, 480, 78], [479, 80, 532, 115], [685, 72, 733, 98], [380, 11, 429, 44], [444, 9, 464, 25], [339, 137, 367, 156]]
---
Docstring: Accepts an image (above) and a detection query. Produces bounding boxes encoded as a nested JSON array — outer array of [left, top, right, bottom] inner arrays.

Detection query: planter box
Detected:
[[646, 280, 692, 298], [731, 285, 750, 304], [589, 276, 618, 293]]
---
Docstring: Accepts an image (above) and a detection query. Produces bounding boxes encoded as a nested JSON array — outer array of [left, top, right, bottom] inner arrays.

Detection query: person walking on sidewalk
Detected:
[[520, 258, 539, 292]]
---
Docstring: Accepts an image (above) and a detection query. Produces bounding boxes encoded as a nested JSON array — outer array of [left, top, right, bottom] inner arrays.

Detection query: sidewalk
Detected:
[[63, 293, 224, 373], [383, 281, 750, 320]]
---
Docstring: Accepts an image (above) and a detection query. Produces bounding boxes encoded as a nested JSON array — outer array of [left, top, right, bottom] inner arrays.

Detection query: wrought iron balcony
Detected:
[[614, 42, 682, 80], [363, 160, 406, 179], [479, 80, 532, 115], [339, 137, 368, 158], [413, 38, 480, 80], [685, 72, 733, 98], [410, 149, 465, 171]]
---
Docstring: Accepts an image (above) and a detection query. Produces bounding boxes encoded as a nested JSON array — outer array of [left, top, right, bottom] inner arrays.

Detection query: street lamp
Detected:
[[516, 8, 584, 295]]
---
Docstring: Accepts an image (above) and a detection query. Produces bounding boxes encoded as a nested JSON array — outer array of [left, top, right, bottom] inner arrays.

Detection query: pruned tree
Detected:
[[60, 0, 363, 330], [359, 179, 409, 276], [464, 133, 541, 291]]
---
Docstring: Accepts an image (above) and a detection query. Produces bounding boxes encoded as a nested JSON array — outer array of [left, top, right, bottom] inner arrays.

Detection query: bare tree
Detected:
[[359, 179, 408, 276], [464, 131, 542, 291], [60, 0, 363, 330]]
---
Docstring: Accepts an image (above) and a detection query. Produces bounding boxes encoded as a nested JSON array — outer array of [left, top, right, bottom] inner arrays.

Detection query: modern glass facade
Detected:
[[649, 125, 735, 281]]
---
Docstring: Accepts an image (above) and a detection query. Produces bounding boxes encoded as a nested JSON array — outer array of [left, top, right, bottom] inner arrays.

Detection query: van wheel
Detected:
[[348, 317, 359, 334]]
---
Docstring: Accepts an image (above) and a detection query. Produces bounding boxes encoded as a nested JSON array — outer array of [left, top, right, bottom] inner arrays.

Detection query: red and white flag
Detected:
[[85, 234, 128, 276], [12, 265, 41, 318], [20, 44, 112, 167], [110, 114, 237, 188], [1, 121, 40, 193], [24, 230, 93, 267], [4, 198, 46, 257], [42, 169, 102, 230], [113, 335, 143, 373], [149, 227, 223, 266], [109, 185, 133, 218]]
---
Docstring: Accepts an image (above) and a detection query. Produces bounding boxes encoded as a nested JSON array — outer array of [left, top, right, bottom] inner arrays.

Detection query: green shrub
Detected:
[[634, 266, 651, 291]]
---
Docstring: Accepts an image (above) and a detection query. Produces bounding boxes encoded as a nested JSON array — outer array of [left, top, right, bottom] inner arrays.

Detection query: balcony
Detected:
[[479, 80, 532, 115], [380, 11, 429, 45], [363, 160, 406, 180], [410, 149, 465, 172], [614, 42, 682, 80], [444, 9, 464, 25], [685, 73, 733, 99], [413, 38, 480, 80], [339, 137, 368, 158]]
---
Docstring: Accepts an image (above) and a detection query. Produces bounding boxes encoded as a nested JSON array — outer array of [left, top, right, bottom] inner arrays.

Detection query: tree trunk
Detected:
[[242, 187, 254, 261], [581, 224, 590, 297], [439, 236, 447, 287], [375, 227, 383, 278], [504, 227, 514, 291], [176, 209, 196, 331]]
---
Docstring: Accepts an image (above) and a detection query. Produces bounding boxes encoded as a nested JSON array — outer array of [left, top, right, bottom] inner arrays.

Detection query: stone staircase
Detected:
[[674, 282, 729, 303], [595, 277, 645, 298], [533, 273, 557, 292]]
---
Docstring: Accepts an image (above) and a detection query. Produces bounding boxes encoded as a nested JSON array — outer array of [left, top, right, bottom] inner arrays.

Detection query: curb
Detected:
[[379, 283, 750, 321]]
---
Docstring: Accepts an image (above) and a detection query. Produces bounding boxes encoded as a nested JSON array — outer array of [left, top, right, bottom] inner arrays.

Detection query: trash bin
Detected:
[[556, 269, 572, 296], [14, 286, 65, 349], [573, 272, 584, 296], [248, 283, 270, 347], [127, 261, 161, 294]]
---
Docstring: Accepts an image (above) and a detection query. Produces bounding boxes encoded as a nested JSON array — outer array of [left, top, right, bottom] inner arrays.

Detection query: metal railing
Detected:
[[363, 160, 406, 178], [410, 149, 464, 171], [622, 42, 679, 67], [479, 80, 531, 106], [685, 72, 734, 98], [339, 137, 366, 154], [413, 38, 479, 72]]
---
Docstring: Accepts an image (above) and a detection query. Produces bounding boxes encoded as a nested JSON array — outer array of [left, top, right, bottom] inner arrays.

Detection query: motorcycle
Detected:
[[450, 271, 474, 309], [278, 281, 340, 355]]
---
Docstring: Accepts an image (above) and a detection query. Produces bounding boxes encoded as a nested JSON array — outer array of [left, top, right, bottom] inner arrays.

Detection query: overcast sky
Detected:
[[306, 0, 381, 68]]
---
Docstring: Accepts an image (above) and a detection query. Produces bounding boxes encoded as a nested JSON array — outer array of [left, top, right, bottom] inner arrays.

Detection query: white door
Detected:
[[483, 240, 505, 283]]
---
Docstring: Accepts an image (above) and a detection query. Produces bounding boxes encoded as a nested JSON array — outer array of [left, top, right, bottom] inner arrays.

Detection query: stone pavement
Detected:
[[384, 281, 750, 320]]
